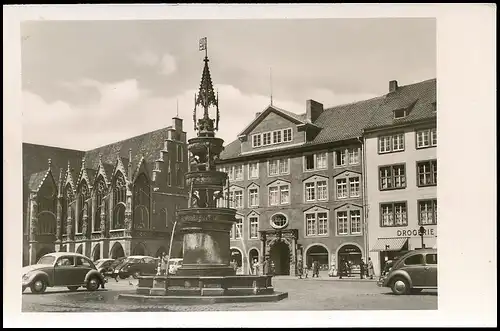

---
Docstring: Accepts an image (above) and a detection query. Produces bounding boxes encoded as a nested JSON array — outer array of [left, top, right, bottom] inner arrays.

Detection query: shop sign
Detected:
[[397, 228, 436, 237]]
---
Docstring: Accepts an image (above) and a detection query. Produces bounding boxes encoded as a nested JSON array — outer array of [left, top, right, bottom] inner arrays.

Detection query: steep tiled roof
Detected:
[[237, 105, 307, 137], [220, 78, 436, 161], [84, 127, 171, 170], [364, 78, 436, 130]]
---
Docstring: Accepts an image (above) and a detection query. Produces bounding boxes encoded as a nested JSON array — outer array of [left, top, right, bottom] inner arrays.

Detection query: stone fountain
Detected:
[[118, 43, 287, 304]]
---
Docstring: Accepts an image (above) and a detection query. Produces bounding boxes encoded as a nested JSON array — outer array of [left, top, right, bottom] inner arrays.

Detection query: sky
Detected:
[[21, 18, 436, 150]]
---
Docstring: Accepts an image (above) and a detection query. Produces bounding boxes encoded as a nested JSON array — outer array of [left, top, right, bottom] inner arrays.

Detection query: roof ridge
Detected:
[[87, 126, 172, 152]]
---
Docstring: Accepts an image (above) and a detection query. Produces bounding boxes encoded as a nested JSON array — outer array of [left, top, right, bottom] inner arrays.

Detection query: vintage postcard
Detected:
[[3, 4, 496, 328]]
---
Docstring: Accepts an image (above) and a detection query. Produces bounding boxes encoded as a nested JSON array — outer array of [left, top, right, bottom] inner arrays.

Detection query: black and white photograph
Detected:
[[3, 4, 496, 328]]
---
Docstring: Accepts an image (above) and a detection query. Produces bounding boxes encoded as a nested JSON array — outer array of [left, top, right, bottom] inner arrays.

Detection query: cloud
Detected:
[[129, 50, 177, 76], [22, 78, 379, 151], [160, 53, 176, 76]]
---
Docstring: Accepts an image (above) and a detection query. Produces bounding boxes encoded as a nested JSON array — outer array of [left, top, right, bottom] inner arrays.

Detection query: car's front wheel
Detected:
[[390, 277, 410, 295], [67, 286, 79, 292], [30, 278, 47, 294], [86, 276, 100, 291]]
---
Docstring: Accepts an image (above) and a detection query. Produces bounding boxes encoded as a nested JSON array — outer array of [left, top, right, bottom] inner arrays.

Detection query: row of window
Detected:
[[219, 148, 360, 181], [378, 128, 437, 154], [219, 176, 362, 209], [252, 128, 293, 148], [379, 159, 437, 190], [381, 199, 437, 227], [229, 209, 363, 240]]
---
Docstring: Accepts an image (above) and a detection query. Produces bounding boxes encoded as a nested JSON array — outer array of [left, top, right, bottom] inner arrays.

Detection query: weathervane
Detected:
[[193, 37, 220, 137]]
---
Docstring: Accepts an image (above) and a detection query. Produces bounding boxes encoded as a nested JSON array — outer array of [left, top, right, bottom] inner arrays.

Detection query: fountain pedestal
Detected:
[[117, 43, 287, 305]]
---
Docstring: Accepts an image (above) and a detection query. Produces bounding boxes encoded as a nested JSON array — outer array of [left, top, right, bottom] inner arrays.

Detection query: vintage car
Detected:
[[22, 252, 106, 294], [378, 248, 438, 295], [94, 258, 115, 277], [112, 255, 157, 279]]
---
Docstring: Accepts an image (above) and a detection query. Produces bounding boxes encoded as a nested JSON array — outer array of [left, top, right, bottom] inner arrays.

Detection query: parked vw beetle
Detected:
[[378, 248, 438, 295], [22, 252, 106, 294]]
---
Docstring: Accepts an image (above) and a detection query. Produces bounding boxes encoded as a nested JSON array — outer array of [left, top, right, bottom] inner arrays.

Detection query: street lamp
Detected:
[[418, 226, 426, 248]]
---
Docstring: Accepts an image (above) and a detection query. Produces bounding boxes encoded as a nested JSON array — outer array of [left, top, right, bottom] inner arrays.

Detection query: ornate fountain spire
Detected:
[[193, 37, 220, 136]]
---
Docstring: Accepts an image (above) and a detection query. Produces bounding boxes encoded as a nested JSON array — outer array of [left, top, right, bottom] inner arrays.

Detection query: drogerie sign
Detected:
[[397, 228, 436, 237]]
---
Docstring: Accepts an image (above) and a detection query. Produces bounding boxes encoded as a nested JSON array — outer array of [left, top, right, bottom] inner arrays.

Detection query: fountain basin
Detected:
[[117, 274, 288, 304]]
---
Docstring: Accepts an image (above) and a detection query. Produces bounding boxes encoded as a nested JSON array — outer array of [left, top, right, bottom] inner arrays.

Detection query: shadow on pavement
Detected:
[[381, 291, 438, 296], [23, 289, 108, 295]]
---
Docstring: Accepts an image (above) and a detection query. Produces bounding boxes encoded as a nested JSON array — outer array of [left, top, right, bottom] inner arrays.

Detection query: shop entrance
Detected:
[[338, 244, 362, 276], [269, 240, 290, 275]]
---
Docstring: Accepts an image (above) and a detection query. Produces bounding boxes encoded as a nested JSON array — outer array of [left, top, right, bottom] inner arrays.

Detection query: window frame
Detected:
[[378, 163, 407, 191], [335, 175, 361, 200], [378, 133, 406, 154], [417, 199, 438, 225], [268, 182, 291, 206], [267, 158, 290, 177], [270, 213, 288, 229], [416, 159, 437, 187], [252, 128, 294, 149], [303, 151, 329, 172], [248, 162, 260, 179], [415, 128, 437, 149], [303, 176, 329, 203], [379, 201, 408, 228], [248, 187, 259, 208], [249, 215, 259, 239], [304, 210, 330, 238], [335, 207, 363, 236]]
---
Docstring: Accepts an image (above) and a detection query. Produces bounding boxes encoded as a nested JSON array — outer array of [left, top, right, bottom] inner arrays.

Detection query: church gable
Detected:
[[132, 156, 150, 183]]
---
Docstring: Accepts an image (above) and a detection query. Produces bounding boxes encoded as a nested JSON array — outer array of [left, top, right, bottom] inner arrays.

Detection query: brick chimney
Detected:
[[306, 100, 324, 122], [389, 80, 398, 93]]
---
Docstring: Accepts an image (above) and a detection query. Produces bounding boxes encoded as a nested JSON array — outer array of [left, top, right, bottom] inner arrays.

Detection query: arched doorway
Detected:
[[230, 248, 243, 269], [248, 248, 259, 274], [155, 246, 167, 257], [132, 242, 146, 256], [36, 246, 54, 262], [338, 244, 362, 276], [305, 245, 329, 271], [92, 244, 101, 261], [110, 242, 125, 259], [76, 244, 83, 254], [269, 240, 290, 275]]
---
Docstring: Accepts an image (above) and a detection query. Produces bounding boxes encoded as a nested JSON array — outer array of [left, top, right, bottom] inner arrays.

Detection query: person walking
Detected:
[[339, 258, 346, 279], [359, 258, 365, 279], [303, 261, 309, 278], [367, 257, 375, 280], [312, 260, 320, 278], [297, 259, 304, 279]]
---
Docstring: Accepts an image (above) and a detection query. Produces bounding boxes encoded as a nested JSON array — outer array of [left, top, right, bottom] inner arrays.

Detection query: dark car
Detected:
[[378, 248, 438, 295], [22, 252, 105, 294], [94, 258, 115, 277], [112, 255, 157, 279]]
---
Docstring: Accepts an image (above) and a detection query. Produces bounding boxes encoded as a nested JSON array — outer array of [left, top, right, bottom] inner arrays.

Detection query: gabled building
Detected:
[[363, 79, 437, 276], [23, 117, 188, 266], [217, 98, 379, 276]]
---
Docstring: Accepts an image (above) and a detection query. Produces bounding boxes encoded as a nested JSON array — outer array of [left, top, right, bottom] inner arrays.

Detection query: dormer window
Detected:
[[394, 109, 406, 119]]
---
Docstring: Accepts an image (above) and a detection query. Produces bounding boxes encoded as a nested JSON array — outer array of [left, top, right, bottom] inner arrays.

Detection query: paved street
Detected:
[[22, 276, 437, 312]]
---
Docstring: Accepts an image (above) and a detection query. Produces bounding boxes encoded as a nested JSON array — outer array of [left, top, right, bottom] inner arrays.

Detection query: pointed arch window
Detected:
[[112, 172, 126, 230], [94, 176, 106, 232], [37, 178, 57, 235], [176, 168, 184, 188], [133, 173, 150, 229], [62, 184, 74, 235], [77, 180, 90, 234], [159, 208, 169, 229]]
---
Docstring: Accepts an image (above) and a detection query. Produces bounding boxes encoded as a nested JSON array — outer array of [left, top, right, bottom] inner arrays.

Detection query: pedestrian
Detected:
[[230, 259, 238, 273], [339, 259, 345, 279], [367, 257, 375, 280], [160, 252, 168, 276], [262, 257, 269, 275], [312, 260, 320, 278], [297, 259, 304, 279], [303, 261, 309, 278], [347, 260, 352, 277], [359, 258, 365, 279], [270, 261, 276, 276]]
